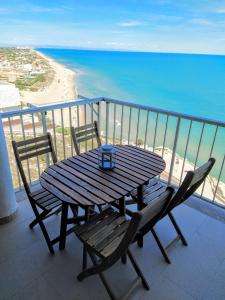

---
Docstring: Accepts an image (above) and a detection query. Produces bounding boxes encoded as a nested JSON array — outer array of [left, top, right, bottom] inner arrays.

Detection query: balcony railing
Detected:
[[1, 97, 225, 208]]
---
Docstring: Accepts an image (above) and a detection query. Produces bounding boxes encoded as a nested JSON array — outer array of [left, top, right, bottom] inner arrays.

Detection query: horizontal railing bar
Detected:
[[1, 96, 225, 129], [103, 97, 225, 128], [0, 97, 104, 119]]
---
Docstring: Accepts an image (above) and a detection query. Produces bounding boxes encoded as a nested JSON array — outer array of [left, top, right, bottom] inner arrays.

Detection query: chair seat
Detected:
[[75, 207, 129, 258], [30, 188, 62, 211], [131, 179, 168, 205]]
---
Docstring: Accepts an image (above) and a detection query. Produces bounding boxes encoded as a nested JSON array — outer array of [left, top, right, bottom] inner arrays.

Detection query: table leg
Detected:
[[83, 207, 90, 270], [59, 202, 69, 250], [137, 185, 144, 248], [119, 197, 127, 264], [119, 196, 126, 216]]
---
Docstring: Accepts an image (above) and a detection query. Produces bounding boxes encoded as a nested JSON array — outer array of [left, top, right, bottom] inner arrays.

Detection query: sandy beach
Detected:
[[153, 146, 225, 205], [20, 50, 78, 105]]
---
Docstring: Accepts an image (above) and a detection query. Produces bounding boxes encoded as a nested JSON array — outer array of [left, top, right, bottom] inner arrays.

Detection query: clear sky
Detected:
[[0, 0, 225, 54]]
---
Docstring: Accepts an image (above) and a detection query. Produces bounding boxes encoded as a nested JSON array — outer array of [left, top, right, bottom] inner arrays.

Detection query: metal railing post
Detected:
[[106, 101, 109, 144], [97, 101, 101, 140], [42, 111, 50, 166], [120, 105, 124, 144], [0, 117, 17, 223], [168, 117, 181, 185]]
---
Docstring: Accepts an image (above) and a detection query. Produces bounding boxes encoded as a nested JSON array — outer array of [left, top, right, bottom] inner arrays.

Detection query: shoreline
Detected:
[[20, 49, 78, 106]]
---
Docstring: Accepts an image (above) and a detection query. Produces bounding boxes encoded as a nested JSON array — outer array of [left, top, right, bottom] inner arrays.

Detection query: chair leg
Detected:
[[78, 250, 148, 300], [121, 254, 127, 264], [29, 218, 38, 229], [168, 212, 188, 246], [38, 217, 55, 254], [137, 236, 143, 248], [29, 210, 49, 228], [70, 205, 78, 218], [78, 251, 116, 300], [127, 249, 150, 290], [30, 203, 54, 254], [54, 206, 62, 215], [89, 252, 116, 300], [82, 206, 91, 270], [151, 228, 171, 264], [82, 245, 88, 270]]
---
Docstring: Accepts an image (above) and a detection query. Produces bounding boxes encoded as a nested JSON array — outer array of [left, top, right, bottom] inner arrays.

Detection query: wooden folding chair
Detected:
[[133, 158, 216, 264], [12, 133, 63, 254], [71, 121, 101, 155], [75, 187, 174, 300]]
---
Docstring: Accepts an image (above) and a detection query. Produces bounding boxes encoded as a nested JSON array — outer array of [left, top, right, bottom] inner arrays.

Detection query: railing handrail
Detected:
[[0, 97, 104, 119], [103, 97, 225, 128], [1, 96, 225, 129]]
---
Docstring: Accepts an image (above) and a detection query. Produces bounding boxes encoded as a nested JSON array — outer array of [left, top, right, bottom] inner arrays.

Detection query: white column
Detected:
[[0, 118, 17, 223]]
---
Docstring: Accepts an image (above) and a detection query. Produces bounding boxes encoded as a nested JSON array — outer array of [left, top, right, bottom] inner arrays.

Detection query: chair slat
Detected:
[[170, 158, 215, 209], [45, 200, 62, 210], [37, 197, 61, 208], [81, 212, 119, 241], [74, 123, 94, 132], [100, 234, 125, 257], [18, 141, 50, 154], [95, 221, 129, 252], [30, 187, 48, 197], [77, 134, 98, 144], [144, 185, 167, 203], [76, 128, 95, 138], [71, 121, 101, 155], [75, 207, 114, 236], [190, 160, 212, 186], [131, 179, 162, 199], [144, 182, 165, 196], [32, 190, 50, 201], [20, 147, 52, 161], [16, 135, 49, 147], [138, 188, 173, 230], [36, 193, 56, 204], [87, 216, 126, 246]]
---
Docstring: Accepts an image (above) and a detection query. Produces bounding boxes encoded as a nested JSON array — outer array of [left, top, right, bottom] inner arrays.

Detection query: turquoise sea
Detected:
[[38, 48, 225, 182], [39, 48, 225, 121]]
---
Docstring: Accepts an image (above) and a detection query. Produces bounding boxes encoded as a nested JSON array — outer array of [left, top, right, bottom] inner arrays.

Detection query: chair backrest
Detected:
[[168, 157, 215, 211], [12, 133, 57, 195], [71, 121, 101, 155], [104, 187, 174, 267]]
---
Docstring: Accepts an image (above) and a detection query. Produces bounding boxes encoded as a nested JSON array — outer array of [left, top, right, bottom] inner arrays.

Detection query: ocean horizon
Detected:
[[38, 48, 225, 182]]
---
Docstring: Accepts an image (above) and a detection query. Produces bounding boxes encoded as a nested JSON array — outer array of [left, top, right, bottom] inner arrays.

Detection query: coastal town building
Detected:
[[0, 81, 20, 111]]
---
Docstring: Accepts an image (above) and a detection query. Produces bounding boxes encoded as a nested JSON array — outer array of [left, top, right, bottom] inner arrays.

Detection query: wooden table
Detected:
[[40, 145, 165, 249]]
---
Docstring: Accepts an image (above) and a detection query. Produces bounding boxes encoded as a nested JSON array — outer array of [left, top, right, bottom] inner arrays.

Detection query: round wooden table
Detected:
[[40, 145, 165, 249]]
